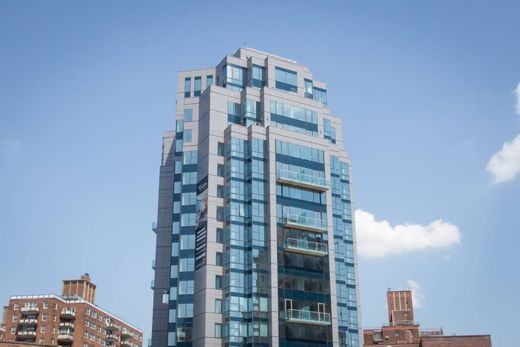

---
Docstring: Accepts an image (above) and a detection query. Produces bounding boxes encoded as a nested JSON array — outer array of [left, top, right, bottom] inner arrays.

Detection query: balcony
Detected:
[[16, 330, 37, 339], [57, 333, 74, 343], [282, 214, 327, 233], [60, 308, 76, 319], [19, 318, 38, 326], [105, 334, 119, 343], [277, 170, 329, 191], [285, 309, 331, 326], [285, 238, 328, 256], [121, 340, 132, 347], [121, 328, 132, 338], [59, 322, 74, 329], [105, 322, 118, 332], [21, 306, 39, 314]]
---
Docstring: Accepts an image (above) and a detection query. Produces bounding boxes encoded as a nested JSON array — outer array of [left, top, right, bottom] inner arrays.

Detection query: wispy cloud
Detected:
[[486, 83, 520, 184], [0, 139, 24, 152], [486, 134, 520, 184], [355, 209, 461, 258], [407, 279, 425, 308]]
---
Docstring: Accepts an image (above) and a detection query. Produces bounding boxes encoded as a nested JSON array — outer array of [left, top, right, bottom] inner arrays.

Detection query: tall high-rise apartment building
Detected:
[[151, 48, 361, 347]]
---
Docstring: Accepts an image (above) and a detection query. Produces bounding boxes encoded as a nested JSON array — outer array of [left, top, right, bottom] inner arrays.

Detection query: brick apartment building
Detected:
[[0, 274, 142, 347], [363, 289, 492, 347]]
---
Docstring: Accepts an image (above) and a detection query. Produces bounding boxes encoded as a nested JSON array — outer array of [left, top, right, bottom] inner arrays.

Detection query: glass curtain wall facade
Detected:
[[151, 48, 361, 347]]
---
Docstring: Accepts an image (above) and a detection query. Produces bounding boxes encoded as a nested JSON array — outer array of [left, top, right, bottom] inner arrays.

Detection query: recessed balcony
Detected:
[[19, 318, 38, 326], [21, 306, 39, 314], [60, 309, 76, 319], [285, 309, 331, 326], [285, 238, 328, 256], [277, 170, 329, 191], [282, 214, 327, 233]]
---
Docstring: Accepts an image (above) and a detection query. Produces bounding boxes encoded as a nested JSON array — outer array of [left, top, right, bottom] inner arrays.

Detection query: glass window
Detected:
[[275, 140, 324, 163], [177, 304, 193, 318], [217, 142, 225, 156], [206, 75, 213, 88], [275, 67, 297, 93], [184, 108, 193, 121], [216, 228, 223, 243], [270, 100, 318, 136], [184, 129, 192, 143], [179, 257, 195, 272], [180, 234, 195, 249], [181, 213, 196, 226], [178, 280, 194, 295], [323, 118, 336, 143], [313, 87, 327, 105], [217, 164, 224, 177], [224, 64, 245, 91], [183, 151, 197, 165], [184, 77, 191, 98], [216, 206, 224, 221], [304, 79, 313, 98], [214, 323, 222, 338], [252, 64, 265, 88], [217, 185, 224, 198], [181, 192, 196, 205], [194, 76, 201, 96], [215, 299, 222, 314], [216, 252, 223, 266], [175, 139, 183, 152], [176, 120, 184, 132], [215, 275, 223, 289], [182, 172, 197, 185], [227, 101, 241, 125], [175, 160, 182, 173]]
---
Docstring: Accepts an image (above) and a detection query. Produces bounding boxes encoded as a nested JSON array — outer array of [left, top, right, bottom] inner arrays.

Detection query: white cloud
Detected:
[[0, 139, 23, 152], [407, 279, 425, 308], [486, 134, 520, 184], [355, 209, 461, 258], [486, 83, 520, 184], [515, 83, 520, 116]]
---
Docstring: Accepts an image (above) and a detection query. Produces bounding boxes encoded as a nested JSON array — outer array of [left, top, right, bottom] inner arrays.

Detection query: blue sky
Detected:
[[1, 1, 519, 346]]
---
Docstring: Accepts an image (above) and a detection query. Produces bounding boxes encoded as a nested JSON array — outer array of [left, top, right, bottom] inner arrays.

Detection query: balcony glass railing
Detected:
[[286, 309, 331, 325], [282, 214, 327, 231], [285, 238, 328, 254], [277, 170, 328, 188]]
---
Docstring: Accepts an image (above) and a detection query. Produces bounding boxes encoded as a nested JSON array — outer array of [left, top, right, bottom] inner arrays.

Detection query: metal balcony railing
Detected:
[[285, 309, 331, 326]]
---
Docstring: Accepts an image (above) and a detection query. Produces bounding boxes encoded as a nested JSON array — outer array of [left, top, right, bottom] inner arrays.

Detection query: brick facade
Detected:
[[363, 290, 492, 347], [0, 275, 142, 347]]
